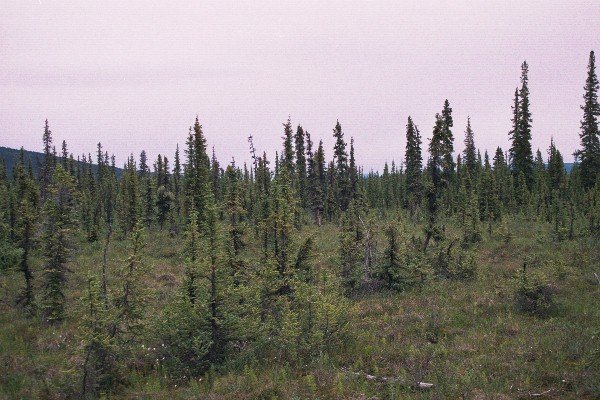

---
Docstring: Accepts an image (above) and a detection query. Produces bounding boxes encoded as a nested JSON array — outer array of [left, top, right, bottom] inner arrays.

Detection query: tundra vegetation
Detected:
[[0, 53, 599, 399]]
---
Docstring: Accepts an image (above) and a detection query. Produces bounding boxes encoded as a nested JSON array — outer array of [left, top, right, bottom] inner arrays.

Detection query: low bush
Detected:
[[514, 262, 555, 317]]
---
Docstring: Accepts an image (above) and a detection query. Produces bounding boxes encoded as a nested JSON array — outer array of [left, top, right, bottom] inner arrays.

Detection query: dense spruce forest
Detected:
[[0, 53, 599, 399]]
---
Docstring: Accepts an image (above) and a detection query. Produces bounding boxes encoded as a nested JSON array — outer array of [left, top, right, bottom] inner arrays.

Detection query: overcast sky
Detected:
[[1, 1, 599, 170]]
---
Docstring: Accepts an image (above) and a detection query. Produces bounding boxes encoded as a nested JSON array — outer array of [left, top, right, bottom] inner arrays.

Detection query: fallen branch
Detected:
[[529, 388, 554, 397], [516, 387, 554, 397], [340, 367, 433, 389]]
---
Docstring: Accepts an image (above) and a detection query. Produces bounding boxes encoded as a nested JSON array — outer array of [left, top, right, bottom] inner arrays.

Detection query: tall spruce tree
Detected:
[[548, 138, 566, 192], [60, 140, 69, 168], [224, 162, 245, 260], [349, 137, 358, 201], [184, 117, 211, 225], [441, 100, 455, 181], [294, 125, 308, 208], [509, 87, 520, 161], [81, 275, 116, 398], [138, 150, 155, 227], [210, 147, 221, 201], [463, 117, 477, 176], [423, 114, 446, 251], [40, 119, 54, 201], [429, 114, 445, 191], [118, 155, 139, 235], [0, 161, 20, 275], [405, 116, 423, 213], [173, 144, 182, 216], [333, 120, 350, 212], [510, 61, 534, 187], [156, 154, 173, 230], [577, 50, 600, 189], [194, 118, 211, 218], [13, 151, 38, 312], [493, 147, 510, 206], [308, 139, 326, 225], [112, 222, 147, 346], [282, 117, 295, 175], [41, 165, 77, 324], [201, 179, 230, 365]]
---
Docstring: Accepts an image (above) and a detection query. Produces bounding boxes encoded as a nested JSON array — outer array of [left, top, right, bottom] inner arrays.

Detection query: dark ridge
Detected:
[[0, 146, 123, 178]]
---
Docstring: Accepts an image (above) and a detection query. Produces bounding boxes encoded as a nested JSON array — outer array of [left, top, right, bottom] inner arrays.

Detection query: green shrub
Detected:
[[376, 225, 427, 291], [432, 240, 477, 281], [151, 292, 212, 381], [514, 262, 555, 317], [497, 216, 512, 243], [449, 251, 477, 281]]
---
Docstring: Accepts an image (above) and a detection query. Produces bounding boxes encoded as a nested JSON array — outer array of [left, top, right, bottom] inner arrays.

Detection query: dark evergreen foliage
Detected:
[[577, 50, 600, 189]]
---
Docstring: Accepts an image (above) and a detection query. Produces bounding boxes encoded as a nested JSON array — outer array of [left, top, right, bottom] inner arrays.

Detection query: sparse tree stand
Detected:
[[3, 47, 600, 396]]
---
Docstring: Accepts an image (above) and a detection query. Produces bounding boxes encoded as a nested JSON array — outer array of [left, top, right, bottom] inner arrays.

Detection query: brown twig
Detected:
[[341, 367, 433, 389]]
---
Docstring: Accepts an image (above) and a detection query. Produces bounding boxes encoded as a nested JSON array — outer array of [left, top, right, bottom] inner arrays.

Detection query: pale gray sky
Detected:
[[1, 1, 599, 170]]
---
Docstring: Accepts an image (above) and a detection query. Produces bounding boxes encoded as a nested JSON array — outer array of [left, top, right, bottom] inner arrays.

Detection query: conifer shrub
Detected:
[[80, 276, 120, 398], [462, 193, 482, 244], [152, 291, 212, 381], [432, 240, 477, 281], [338, 207, 365, 291], [376, 224, 426, 291], [449, 250, 477, 281], [497, 216, 512, 243], [514, 262, 555, 317]]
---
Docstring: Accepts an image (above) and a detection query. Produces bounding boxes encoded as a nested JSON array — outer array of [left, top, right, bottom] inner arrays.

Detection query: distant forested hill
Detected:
[[0, 145, 576, 178], [0, 146, 122, 178], [564, 163, 574, 173], [0, 146, 45, 177]]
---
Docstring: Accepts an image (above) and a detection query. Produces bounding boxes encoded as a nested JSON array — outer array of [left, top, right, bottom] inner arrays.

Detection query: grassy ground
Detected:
[[0, 216, 598, 399]]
